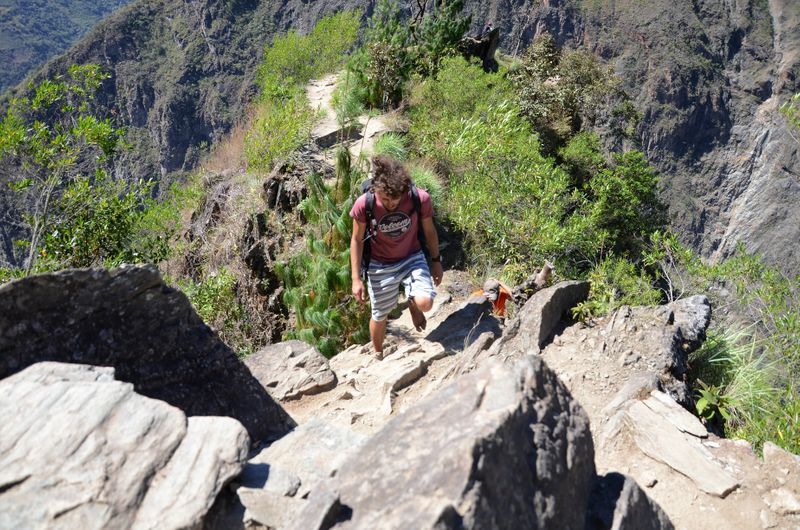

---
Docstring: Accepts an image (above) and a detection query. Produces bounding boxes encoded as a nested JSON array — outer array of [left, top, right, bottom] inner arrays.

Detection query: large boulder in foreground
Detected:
[[0, 362, 249, 529], [0, 265, 294, 443], [290, 355, 597, 529]]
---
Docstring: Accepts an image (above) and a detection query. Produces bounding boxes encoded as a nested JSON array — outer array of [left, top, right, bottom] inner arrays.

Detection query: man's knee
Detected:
[[414, 295, 433, 312]]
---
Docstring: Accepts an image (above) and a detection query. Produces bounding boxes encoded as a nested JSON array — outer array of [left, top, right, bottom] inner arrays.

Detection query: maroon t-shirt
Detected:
[[350, 188, 434, 264]]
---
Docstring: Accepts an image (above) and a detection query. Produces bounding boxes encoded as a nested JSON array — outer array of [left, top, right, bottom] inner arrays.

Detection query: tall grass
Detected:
[[689, 328, 797, 452], [373, 132, 408, 160]]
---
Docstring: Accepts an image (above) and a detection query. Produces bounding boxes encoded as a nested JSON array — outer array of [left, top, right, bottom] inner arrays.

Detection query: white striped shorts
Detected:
[[367, 250, 436, 321]]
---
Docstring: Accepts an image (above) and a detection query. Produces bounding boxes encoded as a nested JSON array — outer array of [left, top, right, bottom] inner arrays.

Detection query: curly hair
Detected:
[[371, 154, 410, 198]]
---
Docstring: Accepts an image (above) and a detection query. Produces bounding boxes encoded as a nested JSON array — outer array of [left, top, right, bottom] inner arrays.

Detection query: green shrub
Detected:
[[345, 0, 471, 109], [558, 131, 606, 189], [373, 132, 408, 160], [178, 268, 252, 357], [573, 256, 662, 320], [409, 56, 514, 159], [588, 151, 667, 256], [246, 11, 361, 171], [0, 64, 123, 273], [510, 33, 618, 154], [332, 71, 366, 132], [412, 0, 471, 76], [409, 56, 665, 281], [409, 165, 444, 209], [257, 10, 361, 100], [37, 174, 160, 269], [244, 94, 314, 172]]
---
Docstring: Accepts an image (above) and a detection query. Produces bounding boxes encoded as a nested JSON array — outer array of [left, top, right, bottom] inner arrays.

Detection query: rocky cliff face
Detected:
[[5, 0, 799, 272], [472, 0, 800, 272]]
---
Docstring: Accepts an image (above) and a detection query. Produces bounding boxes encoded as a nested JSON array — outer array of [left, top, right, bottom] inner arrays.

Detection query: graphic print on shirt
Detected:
[[378, 212, 412, 238]]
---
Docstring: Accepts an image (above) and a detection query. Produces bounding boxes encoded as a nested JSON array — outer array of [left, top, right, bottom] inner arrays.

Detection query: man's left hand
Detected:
[[431, 261, 443, 286]]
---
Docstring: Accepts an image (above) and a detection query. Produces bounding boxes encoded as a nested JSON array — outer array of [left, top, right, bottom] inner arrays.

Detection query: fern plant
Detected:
[[277, 148, 370, 357]]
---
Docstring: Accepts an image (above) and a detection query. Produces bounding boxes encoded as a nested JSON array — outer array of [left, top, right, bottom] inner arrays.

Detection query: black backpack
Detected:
[[360, 178, 428, 280]]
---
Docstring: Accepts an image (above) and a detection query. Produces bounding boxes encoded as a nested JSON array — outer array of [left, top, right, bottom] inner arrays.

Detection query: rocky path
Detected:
[[539, 302, 800, 530], [306, 74, 391, 165]]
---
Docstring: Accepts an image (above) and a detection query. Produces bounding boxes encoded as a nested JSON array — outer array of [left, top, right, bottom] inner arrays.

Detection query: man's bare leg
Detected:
[[370, 318, 388, 357], [408, 295, 433, 332]]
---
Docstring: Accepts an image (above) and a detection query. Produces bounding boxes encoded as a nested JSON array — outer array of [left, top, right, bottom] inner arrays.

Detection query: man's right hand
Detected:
[[352, 279, 365, 304]]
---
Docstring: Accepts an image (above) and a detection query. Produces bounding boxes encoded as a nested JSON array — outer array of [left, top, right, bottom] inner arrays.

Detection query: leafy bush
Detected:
[[256, 11, 361, 100], [332, 72, 366, 132], [345, 0, 471, 109], [572, 256, 662, 320], [411, 0, 471, 76], [178, 268, 252, 357], [38, 174, 159, 269], [409, 165, 444, 210], [558, 131, 606, 189], [588, 151, 667, 256], [509, 33, 619, 154], [0, 64, 122, 273], [410, 56, 514, 158]]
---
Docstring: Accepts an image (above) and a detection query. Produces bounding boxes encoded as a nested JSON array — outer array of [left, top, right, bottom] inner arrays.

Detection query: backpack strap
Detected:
[[410, 184, 430, 259], [360, 188, 376, 281]]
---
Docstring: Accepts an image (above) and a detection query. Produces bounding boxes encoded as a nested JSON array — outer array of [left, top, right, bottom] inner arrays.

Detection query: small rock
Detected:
[[763, 487, 800, 515], [760, 508, 778, 529]]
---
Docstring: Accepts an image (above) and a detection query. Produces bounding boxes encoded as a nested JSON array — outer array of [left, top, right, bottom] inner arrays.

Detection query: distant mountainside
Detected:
[[2, 0, 799, 274], [0, 0, 133, 93]]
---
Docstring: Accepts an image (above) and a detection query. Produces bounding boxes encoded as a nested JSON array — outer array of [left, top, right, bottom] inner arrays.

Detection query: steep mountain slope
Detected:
[[3, 0, 799, 274], [0, 0, 132, 93], [475, 0, 800, 272]]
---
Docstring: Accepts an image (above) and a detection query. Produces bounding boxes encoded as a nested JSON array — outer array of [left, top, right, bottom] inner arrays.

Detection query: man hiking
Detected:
[[350, 155, 443, 358]]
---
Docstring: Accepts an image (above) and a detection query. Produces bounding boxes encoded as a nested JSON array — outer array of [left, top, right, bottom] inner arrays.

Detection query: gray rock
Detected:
[[0, 362, 248, 530], [133, 417, 250, 530], [444, 330, 496, 379], [586, 473, 674, 530], [624, 400, 738, 498], [519, 280, 590, 352], [229, 419, 368, 528], [670, 295, 711, 353], [424, 295, 501, 352], [762, 488, 800, 515], [0, 265, 294, 443], [244, 419, 366, 499], [293, 356, 596, 529], [245, 340, 337, 401], [599, 305, 692, 405], [483, 280, 590, 363], [762, 442, 800, 473], [642, 391, 707, 438], [239, 488, 306, 529], [603, 372, 662, 416]]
